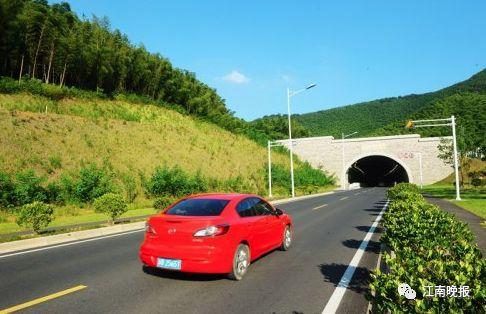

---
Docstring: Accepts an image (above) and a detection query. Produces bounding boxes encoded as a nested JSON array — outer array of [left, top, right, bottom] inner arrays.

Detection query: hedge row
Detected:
[[368, 183, 485, 312]]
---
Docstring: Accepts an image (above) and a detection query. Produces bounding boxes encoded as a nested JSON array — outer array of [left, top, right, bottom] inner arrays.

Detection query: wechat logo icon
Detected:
[[398, 283, 416, 300]]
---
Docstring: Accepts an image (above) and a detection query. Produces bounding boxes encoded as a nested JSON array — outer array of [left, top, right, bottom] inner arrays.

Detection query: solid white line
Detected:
[[321, 199, 389, 314], [0, 229, 144, 259]]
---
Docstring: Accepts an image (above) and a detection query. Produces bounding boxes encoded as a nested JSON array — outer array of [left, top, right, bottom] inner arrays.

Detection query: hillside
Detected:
[[0, 92, 335, 202], [0, 0, 266, 145], [292, 69, 486, 139]]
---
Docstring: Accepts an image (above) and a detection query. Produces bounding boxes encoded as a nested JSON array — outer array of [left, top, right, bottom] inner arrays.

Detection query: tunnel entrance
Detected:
[[347, 155, 409, 187]]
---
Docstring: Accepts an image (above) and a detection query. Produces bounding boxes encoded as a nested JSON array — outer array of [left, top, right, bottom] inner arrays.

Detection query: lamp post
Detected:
[[406, 115, 461, 200], [287, 84, 316, 198], [341, 131, 358, 190]]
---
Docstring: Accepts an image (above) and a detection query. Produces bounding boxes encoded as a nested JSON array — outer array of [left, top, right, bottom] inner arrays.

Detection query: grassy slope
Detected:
[[293, 69, 486, 138], [0, 93, 291, 186], [0, 93, 335, 236]]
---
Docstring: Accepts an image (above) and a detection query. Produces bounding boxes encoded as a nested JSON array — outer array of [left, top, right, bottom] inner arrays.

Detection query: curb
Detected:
[[0, 190, 337, 255], [0, 222, 145, 255]]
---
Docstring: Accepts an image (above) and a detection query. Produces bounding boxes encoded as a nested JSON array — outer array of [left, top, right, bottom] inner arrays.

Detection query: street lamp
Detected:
[[406, 115, 461, 200], [341, 131, 358, 190], [287, 83, 316, 198]]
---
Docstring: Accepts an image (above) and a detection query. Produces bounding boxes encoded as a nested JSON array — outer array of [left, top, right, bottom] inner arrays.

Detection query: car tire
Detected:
[[280, 225, 292, 251], [228, 244, 250, 281]]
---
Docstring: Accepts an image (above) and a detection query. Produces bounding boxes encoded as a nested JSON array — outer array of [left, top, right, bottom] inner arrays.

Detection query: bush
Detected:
[[16, 201, 54, 233], [146, 166, 208, 197], [369, 183, 484, 312], [93, 193, 127, 223], [386, 182, 420, 200], [0, 172, 15, 209], [14, 169, 47, 206], [121, 174, 137, 203], [153, 196, 176, 211], [471, 178, 482, 187], [75, 164, 114, 202]]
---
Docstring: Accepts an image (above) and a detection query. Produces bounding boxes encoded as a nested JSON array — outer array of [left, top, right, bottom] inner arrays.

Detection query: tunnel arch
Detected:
[[342, 153, 412, 188]]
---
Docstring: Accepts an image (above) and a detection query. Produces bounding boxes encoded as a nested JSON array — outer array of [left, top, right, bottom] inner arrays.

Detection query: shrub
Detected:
[[14, 169, 47, 206], [46, 182, 63, 204], [16, 201, 54, 233], [153, 196, 175, 211], [121, 174, 137, 203], [75, 164, 114, 202], [471, 178, 482, 187], [369, 183, 484, 312], [146, 166, 208, 197], [93, 193, 127, 223], [0, 172, 15, 209], [386, 182, 420, 200]]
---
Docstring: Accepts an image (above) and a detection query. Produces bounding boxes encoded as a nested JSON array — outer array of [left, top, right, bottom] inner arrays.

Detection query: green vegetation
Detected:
[[375, 92, 486, 157], [369, 183, 484, 312], [422, 184, 486, 221], [292, 69, 485, 137], [0, 93, 335, 234], [16, 201, 54, 233], [0, 1, 269, 144], [93, 193, 127, 223]]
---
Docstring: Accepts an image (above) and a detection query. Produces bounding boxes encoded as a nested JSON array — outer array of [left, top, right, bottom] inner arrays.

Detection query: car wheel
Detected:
[[280, 225, 292, 251], [228, 244, 250, 281]]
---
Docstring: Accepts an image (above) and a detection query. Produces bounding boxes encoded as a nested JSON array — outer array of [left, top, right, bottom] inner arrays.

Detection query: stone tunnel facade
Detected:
[[277, 134, 453, 188]]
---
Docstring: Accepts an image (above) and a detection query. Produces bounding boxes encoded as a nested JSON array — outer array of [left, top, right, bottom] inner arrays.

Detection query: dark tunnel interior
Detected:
[[347, 155, 409, 187]]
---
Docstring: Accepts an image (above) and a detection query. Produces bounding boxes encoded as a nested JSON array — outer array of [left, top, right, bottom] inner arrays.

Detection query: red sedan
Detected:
[[139, 193, 293, 280]]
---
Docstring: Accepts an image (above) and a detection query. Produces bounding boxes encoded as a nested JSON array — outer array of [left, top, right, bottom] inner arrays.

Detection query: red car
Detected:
[[139, 193, 293, 280]]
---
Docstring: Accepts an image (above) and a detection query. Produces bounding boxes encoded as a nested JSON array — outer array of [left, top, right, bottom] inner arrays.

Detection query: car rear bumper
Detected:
[[139, 242, 233, 274]]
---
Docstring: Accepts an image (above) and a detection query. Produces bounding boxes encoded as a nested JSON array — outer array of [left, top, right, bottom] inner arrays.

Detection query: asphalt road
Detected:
[[0, 188, 388, 314]]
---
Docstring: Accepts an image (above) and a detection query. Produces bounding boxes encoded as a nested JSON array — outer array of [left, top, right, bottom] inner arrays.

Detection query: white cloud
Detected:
[[222, 70, 250, 84]]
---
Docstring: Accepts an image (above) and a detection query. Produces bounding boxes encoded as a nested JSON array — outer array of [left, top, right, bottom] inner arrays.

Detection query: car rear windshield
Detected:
[[165, 199, 230, 216]]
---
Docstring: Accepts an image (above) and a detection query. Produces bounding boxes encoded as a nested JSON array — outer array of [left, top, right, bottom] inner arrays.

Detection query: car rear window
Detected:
[[165, 199, 230, 216]]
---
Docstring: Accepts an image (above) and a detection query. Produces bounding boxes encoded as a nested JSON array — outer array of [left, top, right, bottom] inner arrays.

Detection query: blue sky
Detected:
[[60, 0, 486, 120]]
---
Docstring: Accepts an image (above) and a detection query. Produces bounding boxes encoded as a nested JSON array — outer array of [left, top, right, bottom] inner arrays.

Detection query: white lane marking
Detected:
[[313, 204, 328, 210], [0, 229, 144, 259], [321, 199, 389, 314], [339, 196, 349, 201]]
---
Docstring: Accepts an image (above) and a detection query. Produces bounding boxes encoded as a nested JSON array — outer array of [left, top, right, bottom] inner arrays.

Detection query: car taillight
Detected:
[[145, 222, 157, 235], [193, 225, 230, 237]]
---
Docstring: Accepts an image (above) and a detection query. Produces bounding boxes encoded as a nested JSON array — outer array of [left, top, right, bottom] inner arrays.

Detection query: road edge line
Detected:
[[0, 229, 143, 259], [321, 199, 389, 314]]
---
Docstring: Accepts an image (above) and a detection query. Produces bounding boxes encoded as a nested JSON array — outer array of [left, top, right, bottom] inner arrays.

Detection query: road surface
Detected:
[[0, 187, 388, 314]]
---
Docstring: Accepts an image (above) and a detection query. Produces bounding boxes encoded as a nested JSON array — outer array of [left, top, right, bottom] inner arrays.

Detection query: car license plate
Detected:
[[157, 258, 182, 270]]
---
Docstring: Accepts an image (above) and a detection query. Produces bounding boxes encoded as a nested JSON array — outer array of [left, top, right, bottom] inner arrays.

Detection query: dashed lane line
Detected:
[[312, 204, 328, 210]]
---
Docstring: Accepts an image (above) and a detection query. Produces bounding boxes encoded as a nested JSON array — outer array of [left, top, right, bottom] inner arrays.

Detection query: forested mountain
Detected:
[[0, 0, 266, 143], [253, 70, 486, 155], [292, 69, 486, 138]]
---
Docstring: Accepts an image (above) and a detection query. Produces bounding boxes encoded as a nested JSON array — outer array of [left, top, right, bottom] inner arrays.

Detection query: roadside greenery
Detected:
[[16, 201, 54, 233], [93, 193, 127, 223], [422, 184, 486, 221], [0, 163, 335, 234], [368, 183, 485, 312]]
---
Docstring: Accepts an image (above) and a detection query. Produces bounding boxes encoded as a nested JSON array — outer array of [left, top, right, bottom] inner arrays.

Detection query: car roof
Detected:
[[187, 193, 258, 201]]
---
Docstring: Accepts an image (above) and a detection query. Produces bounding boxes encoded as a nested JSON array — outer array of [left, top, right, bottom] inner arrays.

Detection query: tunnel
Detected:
[[346, 155, 409, 187]]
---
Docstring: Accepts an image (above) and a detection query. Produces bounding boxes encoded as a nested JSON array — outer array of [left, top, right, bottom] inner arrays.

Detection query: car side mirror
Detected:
[[275, 208, 284, 216]]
